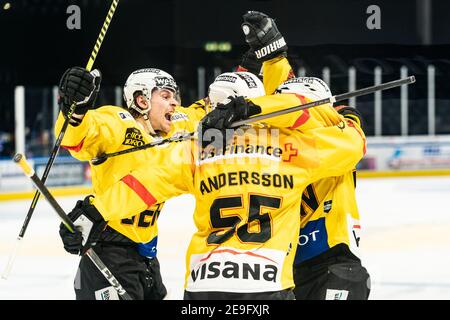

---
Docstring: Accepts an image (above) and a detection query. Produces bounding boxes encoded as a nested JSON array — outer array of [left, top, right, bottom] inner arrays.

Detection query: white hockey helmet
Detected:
[[275, 77, 332, 101], [123, 68, 178, 115], [208, 72, 265, 109]]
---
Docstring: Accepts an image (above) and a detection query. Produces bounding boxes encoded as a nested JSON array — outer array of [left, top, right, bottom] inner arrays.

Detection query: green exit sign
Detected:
[[204, 42, 232, 52]]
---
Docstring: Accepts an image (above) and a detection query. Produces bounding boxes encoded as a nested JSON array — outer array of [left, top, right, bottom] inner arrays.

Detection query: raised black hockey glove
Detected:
[[59, 195, 107, 255], [335, 105, 365, 132], [236, 49, 262, 77], [241, 11, 288, 62], [198, 96, 261, 149], [58, 67, 102, 119]]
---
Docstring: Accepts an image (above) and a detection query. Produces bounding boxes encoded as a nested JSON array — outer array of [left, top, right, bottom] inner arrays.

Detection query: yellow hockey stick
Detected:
[[2, 0, 120, 280], [12, 154, 132, 300]]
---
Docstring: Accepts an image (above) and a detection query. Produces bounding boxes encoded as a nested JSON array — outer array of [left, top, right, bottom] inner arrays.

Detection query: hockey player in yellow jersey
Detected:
[[55, 67, 205, 300], [55, 66, 273, 300], [83, 70, 367, 299], [240, 10, 371, 300], [276, 79, 370, 300]]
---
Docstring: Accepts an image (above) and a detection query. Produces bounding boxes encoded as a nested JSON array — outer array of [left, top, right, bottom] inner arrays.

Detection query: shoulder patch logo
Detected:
[[118, 111, 134, 121]]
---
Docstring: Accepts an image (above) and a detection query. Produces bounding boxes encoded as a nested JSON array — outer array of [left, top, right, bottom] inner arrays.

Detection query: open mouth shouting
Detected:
[[164, 111, 174, 127]]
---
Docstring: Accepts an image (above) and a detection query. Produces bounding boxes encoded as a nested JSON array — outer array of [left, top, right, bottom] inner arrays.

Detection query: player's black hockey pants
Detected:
[[293, 244, 370, 300], [73, 228, 167, 300], [184, 289, 295, 300]]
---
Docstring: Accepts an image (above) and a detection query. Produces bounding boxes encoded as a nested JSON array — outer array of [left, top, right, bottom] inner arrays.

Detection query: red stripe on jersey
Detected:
[[334, 105, 347, 112], [290, 94, 311, 129], [291, 110, 311, 129], [121, 174, 157, 208], [235, 66, 248, 72], [200, 248, 277, 264], [346, 119, 367, 155], [62, 138, 85, 153], [295, 94, 308, 105], [353, 225, 361, 229], [287, 69, 295, 80]]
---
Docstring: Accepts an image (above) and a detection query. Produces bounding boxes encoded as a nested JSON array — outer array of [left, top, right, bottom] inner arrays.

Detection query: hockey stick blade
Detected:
[[1, 237, 23, 280]]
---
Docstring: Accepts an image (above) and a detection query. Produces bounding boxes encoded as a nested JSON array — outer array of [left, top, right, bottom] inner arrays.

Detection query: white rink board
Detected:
[[363, 135, 450, 171]]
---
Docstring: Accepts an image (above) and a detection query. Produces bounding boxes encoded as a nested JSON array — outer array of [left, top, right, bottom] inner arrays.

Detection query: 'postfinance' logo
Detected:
[[282, 143, 298, 162], [123, 127, 145, 147]]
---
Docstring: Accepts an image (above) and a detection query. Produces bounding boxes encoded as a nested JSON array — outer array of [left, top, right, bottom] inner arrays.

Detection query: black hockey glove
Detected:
[[59, 195, 107, 255], [58, 67, 102, 119], [198, 96, 261, 149], [236, 49, 262, 77], [241, 11, 288, 62], [335, 105, 365, 132]]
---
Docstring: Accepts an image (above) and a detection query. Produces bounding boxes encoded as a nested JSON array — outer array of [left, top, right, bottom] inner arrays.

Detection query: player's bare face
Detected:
[[149, 89, 177, 133]]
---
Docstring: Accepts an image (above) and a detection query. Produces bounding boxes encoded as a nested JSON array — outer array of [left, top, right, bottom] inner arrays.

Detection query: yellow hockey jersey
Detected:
[[261, 56, 365, 264], [54, 102, 206, 246], [262, 55, 295, 94], [91, 97, 366, 293]]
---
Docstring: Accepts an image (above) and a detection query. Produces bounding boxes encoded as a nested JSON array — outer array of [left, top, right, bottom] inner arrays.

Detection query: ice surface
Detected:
[[1, 176, 449, 300]]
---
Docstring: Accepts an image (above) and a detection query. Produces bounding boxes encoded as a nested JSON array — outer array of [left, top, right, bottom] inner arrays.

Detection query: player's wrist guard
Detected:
[[237, 49, 262, 77]]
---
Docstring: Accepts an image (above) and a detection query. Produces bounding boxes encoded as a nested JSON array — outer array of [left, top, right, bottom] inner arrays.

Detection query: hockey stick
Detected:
[[91, 75, 415, 164], [2, 0, 120, 280], [231, 75, 415, 127], [11, 153, 132, 300], [91, 132, 196, 165]]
